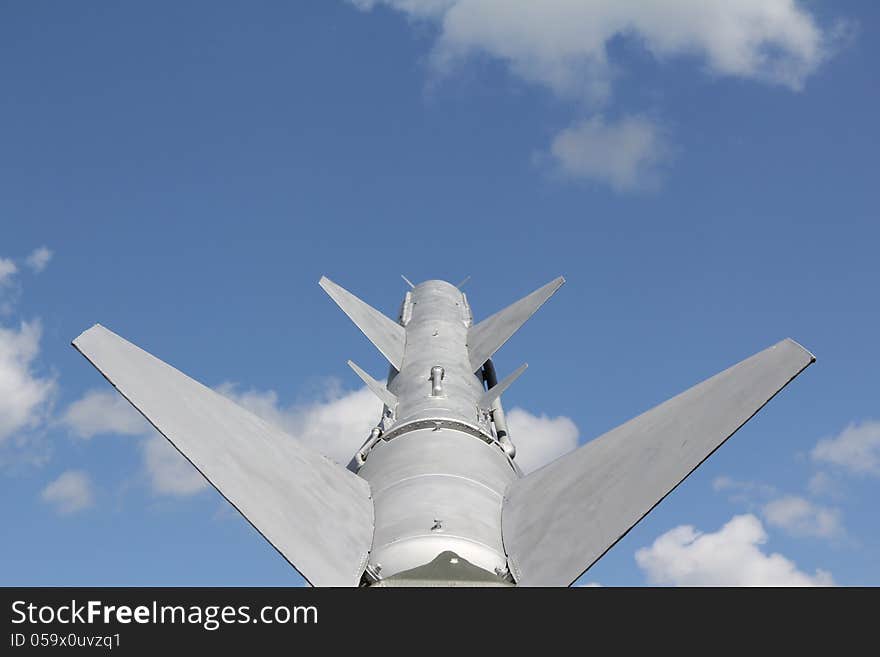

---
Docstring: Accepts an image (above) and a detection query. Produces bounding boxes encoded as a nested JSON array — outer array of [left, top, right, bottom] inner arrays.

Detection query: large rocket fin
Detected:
[[72, 324, 374, 587], [320, 276, 405, 370], [468, 277, 564, 372], [501, 338, 815, 586]]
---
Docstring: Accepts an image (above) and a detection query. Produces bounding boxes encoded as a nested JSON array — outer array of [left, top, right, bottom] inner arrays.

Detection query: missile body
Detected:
[[72, 276, 814, 586], [356, 280, 518, 583]]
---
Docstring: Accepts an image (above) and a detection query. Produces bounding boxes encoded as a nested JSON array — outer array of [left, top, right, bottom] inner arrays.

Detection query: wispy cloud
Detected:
[[25, 247, 53, 274], [712, 475, 777, 499], [219, 382, 581, 474], [62, 386, 204, 496], [0, 258, 17, 286], [62, 389, 152, 439], [41, 470, 95, 514], [811, 420, 880, 477], [712, 475, 844, 541], [348, 0, 843, 189], [354, 0, 833, 94], [62, 372, 581, 496], [635, 514, 833, 586], [762, 495, 843, 539], [547, 115, 672, 191], [0, 320, 56, 446], [807, 471, 838, 497], [61, 380, 381, 496]]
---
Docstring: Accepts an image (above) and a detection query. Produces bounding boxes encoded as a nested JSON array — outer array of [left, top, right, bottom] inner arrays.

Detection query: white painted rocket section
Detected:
[[501, 338, 815, 586], [72, 324, 374, 587], [352, 280, 517, 579]]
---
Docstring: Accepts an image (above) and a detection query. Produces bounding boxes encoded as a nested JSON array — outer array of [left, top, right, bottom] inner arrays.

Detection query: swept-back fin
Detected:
[[479, 363, 527, 409], [72, 324, 374, 587], [347, 359, 398, 409], [502, 338, 815, 587], [320, 276, 405, 369], [468, 277, 564, 372]]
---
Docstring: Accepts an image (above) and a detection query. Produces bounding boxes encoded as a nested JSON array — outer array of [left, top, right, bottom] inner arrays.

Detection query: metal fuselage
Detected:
[[357, 280, 518, 582], [72, 275, 814, 586]]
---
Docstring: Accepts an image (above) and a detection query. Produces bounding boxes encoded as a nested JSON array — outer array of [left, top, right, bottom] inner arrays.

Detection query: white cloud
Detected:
[[25, 246, 53, 273], [0, 258, 17, 286], [548, 115, 671, 191], [178, 382, 578, 481], [353, 0, 833, 95], [711, 475, 778, 505], [62, 389, 151, 439], [807, 471, 836, 497], [139, 383, 382, 496], [712, 475, 775, 496], [62, 379, 382, 495], [712, 475, 843, 540], [61, 387, 205, 496], [217, 383, 381, 467], [0, 320, 56, 444], [811, 420, 880, 477], [506, 407, 579, 474], [635, 514, 833, 586], [41, 470, 94, 514], [349, 1, 841, 189], [762, 495, 842, 539], [63, 375, 578, 493]]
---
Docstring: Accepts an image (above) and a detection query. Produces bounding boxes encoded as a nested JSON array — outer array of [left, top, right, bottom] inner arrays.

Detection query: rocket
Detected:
[[72, 277, 814, 586]]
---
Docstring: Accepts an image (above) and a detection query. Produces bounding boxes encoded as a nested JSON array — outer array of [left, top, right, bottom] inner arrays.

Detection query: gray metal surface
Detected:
[[72, 324, 374, 587], [387, 280, 489, 430], [467, 277, 565, 372], [501, 338, 815, 586], [480, 363, 527, 409], [347, 359, 397, 409], [319, 276, 405, 369], [359, 427, 516, 579], [73, 275, 815, 587], [335, 278, 523, 581], [373, 551, 513, 587]]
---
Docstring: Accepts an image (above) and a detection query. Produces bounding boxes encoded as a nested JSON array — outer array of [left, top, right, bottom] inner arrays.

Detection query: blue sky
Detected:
[[2, 1, 878, 586]]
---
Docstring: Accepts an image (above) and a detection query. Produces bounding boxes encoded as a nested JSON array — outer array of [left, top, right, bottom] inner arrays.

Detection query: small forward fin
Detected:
[[468, 277, 564, 372], [347, 360, 398, 409], [479, 363, 527, 409], [320, 276, 405, 369]]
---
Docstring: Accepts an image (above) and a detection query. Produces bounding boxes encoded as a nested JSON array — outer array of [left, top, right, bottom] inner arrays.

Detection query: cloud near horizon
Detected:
[[62, 380, 581, 495], [635, 514, 833, 586]]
